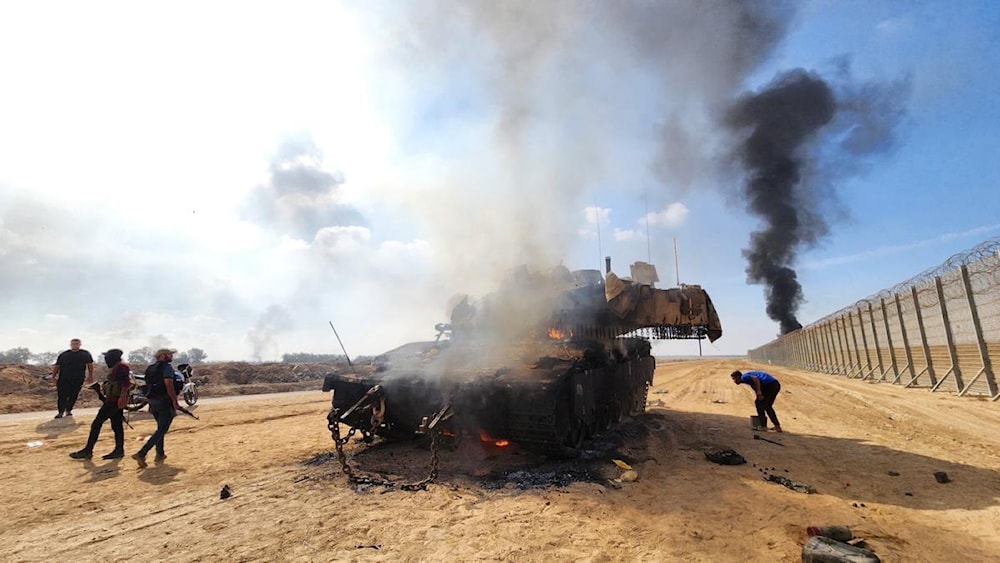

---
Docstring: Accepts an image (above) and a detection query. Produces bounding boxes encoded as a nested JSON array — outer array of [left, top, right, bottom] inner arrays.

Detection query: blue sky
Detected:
[[1, 1, 997, 361]]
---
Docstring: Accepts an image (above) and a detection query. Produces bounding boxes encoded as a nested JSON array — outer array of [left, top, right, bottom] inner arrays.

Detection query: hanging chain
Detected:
[[327, 403, 443, 491]]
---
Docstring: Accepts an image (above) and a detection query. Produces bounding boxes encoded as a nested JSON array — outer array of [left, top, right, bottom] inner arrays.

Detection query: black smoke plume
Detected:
[[726, 69, 836, 334]]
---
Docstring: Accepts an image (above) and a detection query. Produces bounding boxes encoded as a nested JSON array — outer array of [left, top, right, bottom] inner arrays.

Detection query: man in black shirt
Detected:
[[51, 338, 95, 418]]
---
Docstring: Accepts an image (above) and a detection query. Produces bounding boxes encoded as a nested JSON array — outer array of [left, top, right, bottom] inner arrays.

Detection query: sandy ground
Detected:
[[3, 359, 1000, 562]]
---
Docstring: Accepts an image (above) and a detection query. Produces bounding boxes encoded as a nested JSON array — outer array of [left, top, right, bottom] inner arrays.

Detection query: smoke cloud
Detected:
[[724, 66, 909, 334], [725, 70, 836, 333], [247, 304, 293, 361], [242, 135, 366, 241]]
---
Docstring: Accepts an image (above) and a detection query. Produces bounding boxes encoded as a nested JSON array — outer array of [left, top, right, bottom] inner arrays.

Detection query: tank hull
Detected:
[[324, 262, 720, 458], [324, 337, 653, 455]]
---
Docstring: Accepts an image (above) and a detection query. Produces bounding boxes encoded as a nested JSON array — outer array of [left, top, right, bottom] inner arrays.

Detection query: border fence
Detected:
[[748, 237, 1000, 401]]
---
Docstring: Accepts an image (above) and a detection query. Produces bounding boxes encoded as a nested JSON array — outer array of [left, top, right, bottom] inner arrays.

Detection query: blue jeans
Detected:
[[137, 398, 175, 457]]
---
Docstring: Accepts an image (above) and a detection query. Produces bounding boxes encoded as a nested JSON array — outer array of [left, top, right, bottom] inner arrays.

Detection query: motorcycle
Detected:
[[125, 363, 198, 411]]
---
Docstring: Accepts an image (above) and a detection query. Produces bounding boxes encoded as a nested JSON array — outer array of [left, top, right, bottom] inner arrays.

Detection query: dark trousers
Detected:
[[57, 375, 85, 413], [83, 401, 125, 453], [138, 398, 175, 457], [755, 381, 781, 427]]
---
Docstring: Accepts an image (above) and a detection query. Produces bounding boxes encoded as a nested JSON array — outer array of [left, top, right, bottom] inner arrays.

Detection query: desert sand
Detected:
[[3, 359, 999, 562]]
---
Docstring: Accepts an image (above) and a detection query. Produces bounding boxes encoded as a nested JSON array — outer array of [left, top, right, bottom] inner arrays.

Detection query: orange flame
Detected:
[[478, 429, 511, 447], [548, 327, 571, 340]]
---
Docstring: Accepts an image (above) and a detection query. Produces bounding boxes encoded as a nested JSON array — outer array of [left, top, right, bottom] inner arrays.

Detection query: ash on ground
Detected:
[[304, 413, 663, 491]]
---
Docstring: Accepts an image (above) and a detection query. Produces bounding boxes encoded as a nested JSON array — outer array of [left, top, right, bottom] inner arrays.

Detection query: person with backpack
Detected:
[[132, 347, 181, 468], [69, 348, 131, 460]]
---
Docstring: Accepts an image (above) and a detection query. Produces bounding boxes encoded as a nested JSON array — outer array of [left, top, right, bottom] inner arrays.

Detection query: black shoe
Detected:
[[154, 453, 167, 463], [65, 411, 73, 417], [54, 412, 64, 419], [102, 450, 125, 460], [69, 450, 92, 459]]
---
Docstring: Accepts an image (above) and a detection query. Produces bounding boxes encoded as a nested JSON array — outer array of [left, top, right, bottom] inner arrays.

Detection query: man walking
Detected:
[[731, 369, 783, 432], [51, 338, 95, 418], [70, 349, 131, 460], [133, 348, 180, 468]]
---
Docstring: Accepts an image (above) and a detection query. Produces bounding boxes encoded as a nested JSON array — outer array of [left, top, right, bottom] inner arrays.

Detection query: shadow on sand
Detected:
[[303, 409, 1000, 513], [34, 417, 84, 439]]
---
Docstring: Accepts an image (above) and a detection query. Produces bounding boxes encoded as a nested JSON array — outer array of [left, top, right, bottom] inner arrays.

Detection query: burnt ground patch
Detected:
[[302, 412, 666, 492]]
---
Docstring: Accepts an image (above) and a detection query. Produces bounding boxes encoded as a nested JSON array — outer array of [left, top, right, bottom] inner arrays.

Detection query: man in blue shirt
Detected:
[[730, 370, 782, 432]]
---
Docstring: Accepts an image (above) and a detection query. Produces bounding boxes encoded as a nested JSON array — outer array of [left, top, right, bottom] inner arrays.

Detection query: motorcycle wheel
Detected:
[[184, 387, 198, 406], [125, 396, 148, 412]]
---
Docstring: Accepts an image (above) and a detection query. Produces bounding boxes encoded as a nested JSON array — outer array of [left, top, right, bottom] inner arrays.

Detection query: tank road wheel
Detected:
[[611, 400, 624, 424], [584, 414, 597, 439], [596, 406, 611, 432], [564, 418, 585, 449]]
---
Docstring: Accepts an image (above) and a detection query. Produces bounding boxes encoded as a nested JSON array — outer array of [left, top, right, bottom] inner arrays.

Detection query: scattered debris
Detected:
[[704, 448, 746, 465], [356, 545, 381, 550], [802, 535, 880, 562], [807, 525, 853, 542], [711, 399, 726, 404], [764, 474, 816, 494], [26, 441, 43, 448], [620, 470, 639, 482], [887, 471, 900, 477], [220, 484, 232, 499], [753, 434, 785, 446], [934, 471, 951, 484], [612, 459, 633, 471]]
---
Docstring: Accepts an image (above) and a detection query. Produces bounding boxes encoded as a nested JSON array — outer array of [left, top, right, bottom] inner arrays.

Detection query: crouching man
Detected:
[[70, 349, 131, 460]]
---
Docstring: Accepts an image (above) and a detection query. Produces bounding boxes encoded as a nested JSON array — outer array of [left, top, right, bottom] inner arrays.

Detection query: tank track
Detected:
[[506, 402, 574, 457]]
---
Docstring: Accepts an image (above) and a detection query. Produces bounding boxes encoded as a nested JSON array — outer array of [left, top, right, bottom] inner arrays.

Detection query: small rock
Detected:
[[888, 471, 901, 477], [220, 484, 232, 500]]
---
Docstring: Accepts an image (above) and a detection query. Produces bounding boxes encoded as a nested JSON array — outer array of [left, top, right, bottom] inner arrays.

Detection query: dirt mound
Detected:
[[0, 360, 352, 414]]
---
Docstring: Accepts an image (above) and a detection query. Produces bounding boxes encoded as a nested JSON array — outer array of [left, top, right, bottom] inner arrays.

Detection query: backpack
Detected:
[[145, 361, 184, 397]]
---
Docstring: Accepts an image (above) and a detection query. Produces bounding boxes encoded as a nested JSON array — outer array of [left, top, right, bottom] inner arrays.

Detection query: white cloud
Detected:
[[644, 202, 689, 227], [614, 228, 644, 242]]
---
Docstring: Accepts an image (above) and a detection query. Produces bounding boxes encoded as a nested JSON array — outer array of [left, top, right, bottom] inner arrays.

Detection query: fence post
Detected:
[[848, 310, 864, 378], [837, 315, 853, 377], [820, 322, 832, 374], [806, 328, 819, 371], [957, 264, 998, 397], [907, 286, 937, 387], [893, 293, 915, 384], [832, 320, 846, 375], [931, 275, 964, 393], [880, 297, 899, 382], [868, 302, 885, 381], [858, 305, 875, 379]]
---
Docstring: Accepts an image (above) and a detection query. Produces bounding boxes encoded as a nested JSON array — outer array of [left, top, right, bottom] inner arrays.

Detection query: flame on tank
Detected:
[[478, 429, 510, 447], [547, 327, 572, 340]]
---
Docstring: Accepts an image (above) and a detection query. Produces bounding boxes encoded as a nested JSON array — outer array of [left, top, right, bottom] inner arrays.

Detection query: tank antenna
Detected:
[[673, 237, 681, 286], [644, 194, 652, 263], [328, 321, 353, 368], [594, 203, 603, 272]]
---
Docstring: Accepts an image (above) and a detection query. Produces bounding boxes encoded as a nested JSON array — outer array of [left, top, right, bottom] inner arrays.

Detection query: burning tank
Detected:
[[323, 260, 722, 458]]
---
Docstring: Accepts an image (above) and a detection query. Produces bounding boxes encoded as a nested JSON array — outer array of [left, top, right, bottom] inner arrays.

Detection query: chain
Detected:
[[327, 406, 442, 491]]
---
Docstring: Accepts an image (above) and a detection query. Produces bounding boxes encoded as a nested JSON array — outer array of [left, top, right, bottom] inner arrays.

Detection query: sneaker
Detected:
[[54, 412, 64, 419], [69, 450, 92, 459], [132, 453, 148, 468], [102, 450, 125, 460], [154, 453, 167, 463]]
